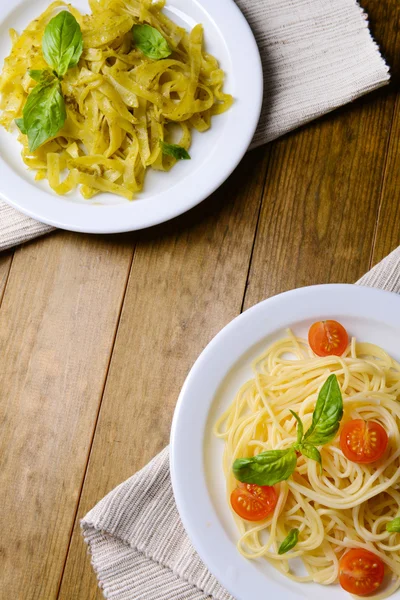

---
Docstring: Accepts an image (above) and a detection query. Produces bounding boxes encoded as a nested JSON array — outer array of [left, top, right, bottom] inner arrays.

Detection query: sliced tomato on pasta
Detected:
[[308, 320, 349, 356], [339, 549, 384, 595], [230, 482, 277, 521], [340, 420, 388, 464]]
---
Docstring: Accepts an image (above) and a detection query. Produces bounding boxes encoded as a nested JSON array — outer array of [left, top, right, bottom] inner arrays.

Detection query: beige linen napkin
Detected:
[[0, 0, 390, 252], [82, 245, 400, 600]]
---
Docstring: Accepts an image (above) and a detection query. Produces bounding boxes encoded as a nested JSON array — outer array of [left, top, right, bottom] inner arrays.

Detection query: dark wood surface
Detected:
[[1, 1, 399, 598]]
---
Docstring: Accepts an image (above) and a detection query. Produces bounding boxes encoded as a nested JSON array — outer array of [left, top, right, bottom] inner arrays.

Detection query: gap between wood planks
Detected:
[[0, 250, 14, 307]]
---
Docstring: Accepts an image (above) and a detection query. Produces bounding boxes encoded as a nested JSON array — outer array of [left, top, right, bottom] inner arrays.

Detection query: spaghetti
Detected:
[[214, 330, 400, 598]]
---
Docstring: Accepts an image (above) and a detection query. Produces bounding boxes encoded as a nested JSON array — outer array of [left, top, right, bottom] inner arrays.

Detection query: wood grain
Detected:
[[361, 0, 400, 80], [0, 233, 133, 599], [372, 96, 400, 263], [57, 149, 270, 599], [364, 0, 400, 265], [244, 91, 396, 309]]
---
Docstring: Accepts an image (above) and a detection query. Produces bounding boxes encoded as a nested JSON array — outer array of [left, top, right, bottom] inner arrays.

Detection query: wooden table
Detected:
[[1, 1, 399, 598]]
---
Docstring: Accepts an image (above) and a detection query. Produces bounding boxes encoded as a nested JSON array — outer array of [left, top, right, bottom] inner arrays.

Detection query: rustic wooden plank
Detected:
[[244, 88, 397, 308], [0, 250, 13, 304], [371, 96, 400, 264], [369, 0, 400, 265], [57, 148, 270, 599], [361, 0, 400, 75], [363, 0, 400, 264], [0, 232, 134, 599]]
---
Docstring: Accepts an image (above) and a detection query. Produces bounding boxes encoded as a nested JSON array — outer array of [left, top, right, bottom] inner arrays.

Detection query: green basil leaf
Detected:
[[160, 140, 191, 160], [386, 518, 400, 532], [133, 24, 172, 60], [23, 79, 66, 151], [15, 118, 27, 134], [278, 528, 299, 555], [29, 70, 46, 82], [290, 410, 303, 446], [300, 444, 322, 466], [28, 70, 57, 84], [42, 11, 83, 77], [233, 448, 297, 486], [303, 374, 343, 446]]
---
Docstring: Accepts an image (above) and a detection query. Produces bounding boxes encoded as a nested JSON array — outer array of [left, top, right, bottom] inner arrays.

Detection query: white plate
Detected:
[[170, 284, 400, 600], [0, 0, 262, 233]]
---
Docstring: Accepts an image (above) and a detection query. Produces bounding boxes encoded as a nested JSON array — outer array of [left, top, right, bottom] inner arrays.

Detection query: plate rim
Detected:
[[0, 0, 263, 233], [170, 283, 400, 600]]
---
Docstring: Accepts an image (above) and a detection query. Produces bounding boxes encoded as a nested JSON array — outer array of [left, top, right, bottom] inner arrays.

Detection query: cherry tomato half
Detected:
[[308, 320, 349, 357], [339, 548, 384, 595], [340, 420, 388, 464], [230, 482, 277, 522]]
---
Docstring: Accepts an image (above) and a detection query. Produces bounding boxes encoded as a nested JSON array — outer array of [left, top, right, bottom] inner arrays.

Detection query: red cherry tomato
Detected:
[[339, 548, 384, 595], [308, 320, 349, 357], [230, 482, 277, 521], [340, 420, 388, 464]]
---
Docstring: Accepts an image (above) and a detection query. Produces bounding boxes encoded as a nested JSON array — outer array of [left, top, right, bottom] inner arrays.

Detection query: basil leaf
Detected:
[[278, 528, 299, 555], [42, 11, 83, 77], [233, 448, 297, 486], [303, 374, 343, 446], [15, 118, 27, 134], [300, 444, 322, 466], [386, 518, 400, 532], [290, 410, 303, 446], [23, 79, 66, 151], [133, 24, 172, 60], [29, 70, 45, 82], [28, 70, 57, 85], [160, 140, 191, 160]]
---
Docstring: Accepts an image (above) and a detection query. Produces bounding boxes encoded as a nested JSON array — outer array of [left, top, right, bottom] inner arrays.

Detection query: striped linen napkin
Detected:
[[0, 0, 390, 251], [82, 245, 400, 600]]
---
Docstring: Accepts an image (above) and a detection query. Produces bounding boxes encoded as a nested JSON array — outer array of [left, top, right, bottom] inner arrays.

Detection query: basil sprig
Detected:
[[16, 71, 57, 137], [133, 24, 172, 60], [386, 518, 400, 532], [15, 11, 83, 151], [232, 374, 343, 486], [278, 528, 299, 555], [233, 448, 297, 487], [160, 140, 191, 160], [302, 374, 343, 445], [19, 77, 66, 152], [42, 11, 83, 78]]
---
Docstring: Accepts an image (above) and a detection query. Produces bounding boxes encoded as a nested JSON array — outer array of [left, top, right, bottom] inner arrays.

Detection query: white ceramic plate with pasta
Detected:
[[170, 284, 400, 600], [0, 0, 262, 233]]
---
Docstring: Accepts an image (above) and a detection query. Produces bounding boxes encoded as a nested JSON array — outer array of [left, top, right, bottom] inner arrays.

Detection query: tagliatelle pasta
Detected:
[[0, 0, 232, 200], [214, 331, 400, 599]]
